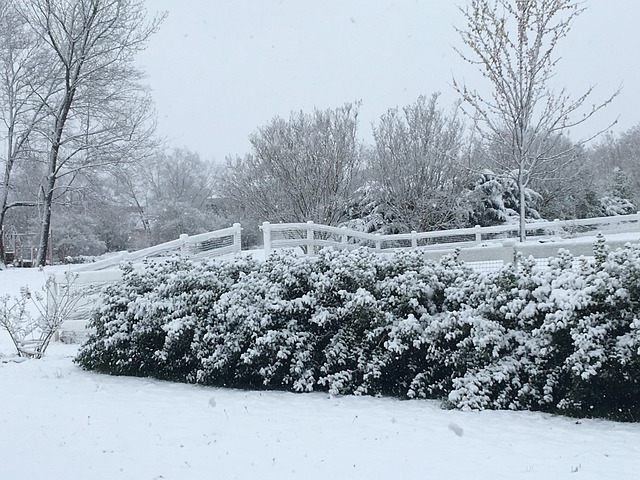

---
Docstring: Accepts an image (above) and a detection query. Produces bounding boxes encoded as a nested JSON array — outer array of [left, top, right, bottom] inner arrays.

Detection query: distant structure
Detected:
[[2, 227, 46, 267]]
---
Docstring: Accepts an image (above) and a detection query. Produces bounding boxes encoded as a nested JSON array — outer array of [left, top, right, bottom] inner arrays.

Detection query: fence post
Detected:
[[233, 223, 242, 252], [306, 220, 314, 255], [501, 238, 520, 273], [262, 222, 272, 256], [502, 239, 518, 267], [179, 233, 189, 257], [474, 225, 482, 244], [411, 231, 418, 249]]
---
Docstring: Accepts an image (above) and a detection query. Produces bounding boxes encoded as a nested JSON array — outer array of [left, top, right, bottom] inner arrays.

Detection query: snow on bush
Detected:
[[76, 239, 640, 421]]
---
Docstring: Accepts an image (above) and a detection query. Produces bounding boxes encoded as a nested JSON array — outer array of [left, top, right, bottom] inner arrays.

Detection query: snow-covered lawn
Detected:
[[2, 266, 640, 479]]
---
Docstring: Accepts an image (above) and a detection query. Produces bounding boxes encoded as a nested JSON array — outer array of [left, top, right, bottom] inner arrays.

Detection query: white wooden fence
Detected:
[[260, 213, 640, 256], [419, 235, 639, 273], [49, 224, 242, 340], [49, 214, 640, 339], [72, 223, 242, 272]]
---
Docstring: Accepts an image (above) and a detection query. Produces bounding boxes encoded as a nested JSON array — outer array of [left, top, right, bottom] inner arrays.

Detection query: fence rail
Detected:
[[419, 235, 639, 274], [48, 224, 242, 339], [260, 213, 640, 255], [72, 223, 242, 272]]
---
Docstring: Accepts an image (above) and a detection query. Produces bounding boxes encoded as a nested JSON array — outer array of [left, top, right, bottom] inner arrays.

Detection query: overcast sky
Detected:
[[138, 1, 640, 162]]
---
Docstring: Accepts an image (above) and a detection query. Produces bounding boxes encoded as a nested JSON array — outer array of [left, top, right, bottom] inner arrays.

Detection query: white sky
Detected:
[[138, 0, 640, 162]]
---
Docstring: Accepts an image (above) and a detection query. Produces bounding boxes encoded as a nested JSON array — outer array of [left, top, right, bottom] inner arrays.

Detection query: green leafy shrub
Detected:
[[75, 241, 640, 421]]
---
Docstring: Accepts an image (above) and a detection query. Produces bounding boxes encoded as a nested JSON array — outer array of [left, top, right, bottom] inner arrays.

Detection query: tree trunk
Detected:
[[518, 170, 527, 242], [35, 130, 65, 266], [34, 84, 75, 267], [0, 128, 14, 268], [35, 173, 56, 266], [0, 211, 6, 269], [0, 199, 8, 268]]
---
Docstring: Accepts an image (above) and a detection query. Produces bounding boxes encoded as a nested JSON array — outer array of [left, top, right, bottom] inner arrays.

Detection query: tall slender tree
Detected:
[[19, 0, 163, 266], [454, 0, 617, 240], [0, 0, 52, 267]]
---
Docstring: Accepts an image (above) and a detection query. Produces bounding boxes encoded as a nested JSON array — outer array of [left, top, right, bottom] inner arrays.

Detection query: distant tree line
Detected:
[[4, 92, 638, 263], [219, 97, 638, 243]]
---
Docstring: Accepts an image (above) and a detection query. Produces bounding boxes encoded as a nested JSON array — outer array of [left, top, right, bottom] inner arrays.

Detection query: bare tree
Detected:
[[221, 103, 363, 226], [370, 93, 468, 231], [133, 148, 221, 245], [589, 124, 640, 209], [453, 0, 618, 240], [18, 0, 163, 266], [0, 0, 52, 267], [0, 271, 84, 358]]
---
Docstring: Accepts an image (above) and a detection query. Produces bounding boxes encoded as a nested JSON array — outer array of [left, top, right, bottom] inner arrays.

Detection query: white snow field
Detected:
[[2, 266, 640, 479]]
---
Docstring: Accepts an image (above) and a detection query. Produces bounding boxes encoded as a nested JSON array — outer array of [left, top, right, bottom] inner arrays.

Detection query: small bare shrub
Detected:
[[0, 271, 85, 358]]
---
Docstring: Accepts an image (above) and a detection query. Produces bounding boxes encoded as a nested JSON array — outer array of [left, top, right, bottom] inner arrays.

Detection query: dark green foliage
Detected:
[[76, 243, 640, 421]]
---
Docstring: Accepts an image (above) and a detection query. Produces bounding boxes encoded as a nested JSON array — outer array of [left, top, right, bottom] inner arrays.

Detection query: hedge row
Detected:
[[75, 238, 640, 421]]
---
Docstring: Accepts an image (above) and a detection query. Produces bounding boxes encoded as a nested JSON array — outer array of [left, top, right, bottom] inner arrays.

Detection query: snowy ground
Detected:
[[2, 266, 640, 479]]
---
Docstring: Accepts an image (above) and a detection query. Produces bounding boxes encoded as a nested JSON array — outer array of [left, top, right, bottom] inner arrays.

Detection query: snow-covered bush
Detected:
[[76, 249, 467, 391], [443, 239, 640, 421], [75, 256, 258, 378], [600, 195, 636, 216], [74, 261, 174, 377], [76, 241, 640, 421], [555, 240, 640, 419], [190, 249, 470, 395]]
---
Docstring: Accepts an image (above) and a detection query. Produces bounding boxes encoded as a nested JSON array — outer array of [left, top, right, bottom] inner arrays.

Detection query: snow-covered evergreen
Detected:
[[466, 170, 542, 226], [76, 240, 640, 421]]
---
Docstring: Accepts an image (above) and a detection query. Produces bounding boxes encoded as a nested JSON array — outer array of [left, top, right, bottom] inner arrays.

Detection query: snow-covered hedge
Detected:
[[75, 239, 640, 421]]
